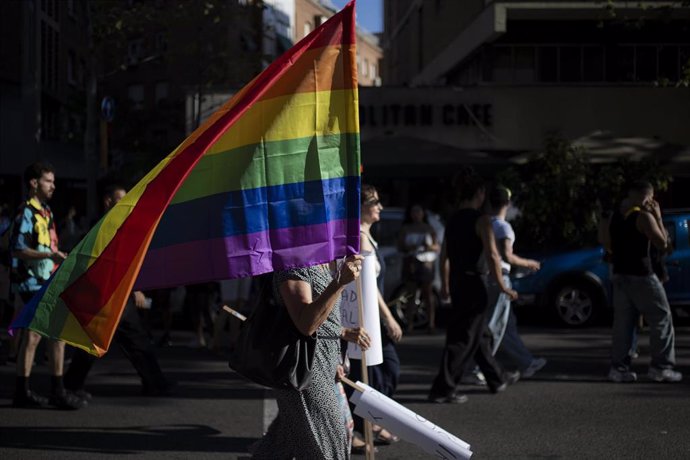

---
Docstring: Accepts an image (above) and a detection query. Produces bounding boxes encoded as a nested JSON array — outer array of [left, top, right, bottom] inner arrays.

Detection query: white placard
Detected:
[[351, 381, 472, 459], [339, 252, 383, 365]]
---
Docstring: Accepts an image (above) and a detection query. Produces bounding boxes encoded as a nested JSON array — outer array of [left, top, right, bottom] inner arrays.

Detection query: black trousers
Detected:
[[430, 274, 504, 396], [65, 301, 167, 392]]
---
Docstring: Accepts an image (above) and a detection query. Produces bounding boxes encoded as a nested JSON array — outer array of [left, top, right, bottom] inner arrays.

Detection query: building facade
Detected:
[[99, 1, 264, 161], [372, 0, 690, 200], [293, 0, 383, 86], [0, 0, 92, 214]]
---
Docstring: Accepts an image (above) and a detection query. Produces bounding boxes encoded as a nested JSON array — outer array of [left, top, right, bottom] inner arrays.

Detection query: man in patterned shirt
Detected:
[[11, 162, 86, 409]]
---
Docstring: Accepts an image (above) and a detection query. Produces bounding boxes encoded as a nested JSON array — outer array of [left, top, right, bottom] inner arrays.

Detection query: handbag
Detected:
[[228, 275, 317, 391]]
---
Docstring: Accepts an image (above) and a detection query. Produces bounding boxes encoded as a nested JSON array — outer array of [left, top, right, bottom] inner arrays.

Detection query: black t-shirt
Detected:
[[610, 208, 653, 276], [445, 208, 483, 278]]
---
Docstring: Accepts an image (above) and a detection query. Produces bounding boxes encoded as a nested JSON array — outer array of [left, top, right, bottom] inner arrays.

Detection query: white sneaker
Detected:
[[460, 370, 487, 386], [648, 367, 682, 383], [608, 367, 637, 383], [522, 358, 547, 378]]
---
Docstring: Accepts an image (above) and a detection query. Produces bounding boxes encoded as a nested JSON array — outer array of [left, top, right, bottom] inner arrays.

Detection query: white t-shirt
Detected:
[[491, 217, 515, 272]]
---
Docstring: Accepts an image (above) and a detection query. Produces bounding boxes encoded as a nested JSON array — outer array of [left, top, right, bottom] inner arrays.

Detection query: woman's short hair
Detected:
[[361, 183, 377, 204], [489, 185, 511, 210]]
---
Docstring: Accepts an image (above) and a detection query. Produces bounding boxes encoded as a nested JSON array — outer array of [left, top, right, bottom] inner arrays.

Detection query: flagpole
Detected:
[[223, 305, 247, 321], [356, 276, 376, 460], [340, 375, 365, 392]]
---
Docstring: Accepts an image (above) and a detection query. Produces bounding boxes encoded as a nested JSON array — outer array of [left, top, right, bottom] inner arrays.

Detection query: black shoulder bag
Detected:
[[228, 274, 317, 391]]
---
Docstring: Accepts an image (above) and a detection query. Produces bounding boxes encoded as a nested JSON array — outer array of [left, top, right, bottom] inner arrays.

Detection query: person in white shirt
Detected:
[[486, 186, 547, 378]]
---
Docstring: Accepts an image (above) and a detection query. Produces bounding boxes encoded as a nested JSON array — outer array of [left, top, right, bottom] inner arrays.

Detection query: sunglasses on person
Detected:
[[363, 198, 381, 206]]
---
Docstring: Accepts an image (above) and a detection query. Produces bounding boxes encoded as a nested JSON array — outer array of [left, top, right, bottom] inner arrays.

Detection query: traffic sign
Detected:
[[101, 96, 115, 122]]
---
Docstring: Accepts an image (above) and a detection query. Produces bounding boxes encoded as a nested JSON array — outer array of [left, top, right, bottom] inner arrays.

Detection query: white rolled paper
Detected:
[[339, 252, 383, 365], [351, 381, 472, 459]]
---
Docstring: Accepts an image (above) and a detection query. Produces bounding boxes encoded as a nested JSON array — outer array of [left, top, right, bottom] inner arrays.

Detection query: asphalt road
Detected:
[[2, 321, 690, 459]]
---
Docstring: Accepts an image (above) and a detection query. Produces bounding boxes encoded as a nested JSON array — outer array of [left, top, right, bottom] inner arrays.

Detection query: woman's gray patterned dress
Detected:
[[251, 265, 349, 460]]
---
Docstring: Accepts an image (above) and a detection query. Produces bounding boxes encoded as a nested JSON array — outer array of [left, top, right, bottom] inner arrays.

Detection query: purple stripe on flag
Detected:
[[134, 218, 360, 290]]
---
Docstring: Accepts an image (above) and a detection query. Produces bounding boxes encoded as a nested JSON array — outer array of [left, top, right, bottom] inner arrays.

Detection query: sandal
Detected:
[[373, 428, 400, 445]]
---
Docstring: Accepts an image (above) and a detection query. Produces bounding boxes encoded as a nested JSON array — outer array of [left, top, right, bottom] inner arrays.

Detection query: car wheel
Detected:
[[550, 280, 601, 327]]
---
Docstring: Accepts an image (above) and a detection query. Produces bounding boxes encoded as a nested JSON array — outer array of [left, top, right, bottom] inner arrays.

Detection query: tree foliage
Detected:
[[497, 137, 672, 251], [598, 1, 690, 87]]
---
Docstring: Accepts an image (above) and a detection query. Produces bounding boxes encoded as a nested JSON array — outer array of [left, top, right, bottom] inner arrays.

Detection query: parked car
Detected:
[[511, 210, 690, 326]]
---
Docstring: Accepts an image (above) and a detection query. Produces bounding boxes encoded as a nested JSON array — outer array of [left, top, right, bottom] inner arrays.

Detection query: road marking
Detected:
[[263, 390, 278, 433]]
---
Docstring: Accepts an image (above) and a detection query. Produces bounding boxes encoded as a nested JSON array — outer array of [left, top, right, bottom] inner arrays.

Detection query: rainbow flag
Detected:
[[11, 1, 360, 356]]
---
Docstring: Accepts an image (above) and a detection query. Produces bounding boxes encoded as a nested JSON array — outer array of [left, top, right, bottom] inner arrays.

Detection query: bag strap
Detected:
[[624, 206, 642, 219]]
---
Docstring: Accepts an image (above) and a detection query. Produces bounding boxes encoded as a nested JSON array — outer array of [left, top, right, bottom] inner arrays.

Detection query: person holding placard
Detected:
[[343, 184, 404, 450]]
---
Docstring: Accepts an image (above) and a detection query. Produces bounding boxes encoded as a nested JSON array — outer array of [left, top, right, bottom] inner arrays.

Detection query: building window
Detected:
[[606, 45, 634, 82], [485, 46, 513, 83], [681, 47, 690, 77], [41, 98, 59, 140], [635, 46, 657, 82], [155, 32, 167, 53], [658, 45, 679, 81], [559, 46, 582, 82], [40, 20, 59, 91], [42, 0, 59, 20], [128, 84, 145, 110], [79, 59, 86, 87], [363, 58, 369, 78], [127, 38, 144, 65], [67, 50, 76, 85], [154, 81, 169, 107], [153, 128, 168, 146], [303, 22, 312, 38], [537, 47, 558, 82], [513, 47, 536, 83], [481, 43, 687, 85], [370, 62, 377, 80], [582, 46, 604, 81]]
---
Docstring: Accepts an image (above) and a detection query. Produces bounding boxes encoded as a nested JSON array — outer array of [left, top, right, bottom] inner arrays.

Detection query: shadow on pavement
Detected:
[[0, 424, 258, 455]]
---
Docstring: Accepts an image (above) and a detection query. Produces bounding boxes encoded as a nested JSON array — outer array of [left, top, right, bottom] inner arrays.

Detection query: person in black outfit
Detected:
[[429, 167, 520, 403], [64, 185, 173, 398], [607, 181, 681, 383]]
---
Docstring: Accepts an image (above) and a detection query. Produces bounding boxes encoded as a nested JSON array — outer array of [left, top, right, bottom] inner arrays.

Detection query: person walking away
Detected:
[[486, 185, 546, 378], [428, 167, 520, 403], [11, 162, 86, 409], [64, 185, 173, 398], [607, 180, 682, 383]]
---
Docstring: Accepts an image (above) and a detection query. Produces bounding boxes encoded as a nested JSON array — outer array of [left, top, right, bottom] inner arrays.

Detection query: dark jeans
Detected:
[[430, 274, 504, 396], [65, 301, 167, 392]]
